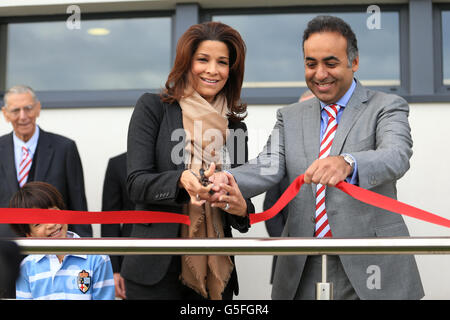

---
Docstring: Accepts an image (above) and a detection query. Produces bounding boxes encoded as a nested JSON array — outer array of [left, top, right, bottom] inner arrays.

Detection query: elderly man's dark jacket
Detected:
[[0, 127, 91, 237]]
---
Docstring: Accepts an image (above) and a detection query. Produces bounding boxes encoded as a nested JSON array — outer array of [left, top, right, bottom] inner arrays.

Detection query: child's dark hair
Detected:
[[9, 181, 66, 237]]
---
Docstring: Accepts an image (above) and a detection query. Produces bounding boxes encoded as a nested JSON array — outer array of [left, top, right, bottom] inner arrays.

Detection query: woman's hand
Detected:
[[211, 172, 247, 217], [179, 165, 215, 206]]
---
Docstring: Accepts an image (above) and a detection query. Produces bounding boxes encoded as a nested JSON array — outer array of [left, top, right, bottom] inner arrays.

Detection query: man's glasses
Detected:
[[4, 104, 36, 118]]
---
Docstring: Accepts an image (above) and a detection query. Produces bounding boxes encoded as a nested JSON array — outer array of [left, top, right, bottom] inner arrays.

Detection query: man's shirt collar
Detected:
[[13, 125, 40, 154], [319, 78, 357, 110]]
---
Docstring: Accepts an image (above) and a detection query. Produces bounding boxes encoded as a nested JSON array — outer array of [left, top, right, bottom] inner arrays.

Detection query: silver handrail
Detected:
[[12, 237, 450, 255], [11, 237, 450, 300]]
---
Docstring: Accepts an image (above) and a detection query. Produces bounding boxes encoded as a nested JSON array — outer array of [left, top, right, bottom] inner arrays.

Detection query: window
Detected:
[[213, 10, 400, 88], [443, 10, 450, 86], [6, 17, 171, 91]]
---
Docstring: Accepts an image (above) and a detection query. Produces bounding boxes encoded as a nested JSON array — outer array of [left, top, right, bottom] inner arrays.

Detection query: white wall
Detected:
[[1, 102, 449, 299]]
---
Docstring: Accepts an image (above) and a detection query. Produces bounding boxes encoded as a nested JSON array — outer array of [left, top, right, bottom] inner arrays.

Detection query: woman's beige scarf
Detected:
[[179, 89, 234, 300]]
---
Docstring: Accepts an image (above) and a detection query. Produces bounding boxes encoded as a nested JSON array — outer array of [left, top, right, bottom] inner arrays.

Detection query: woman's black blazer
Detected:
[[121, 93, 254, 293]]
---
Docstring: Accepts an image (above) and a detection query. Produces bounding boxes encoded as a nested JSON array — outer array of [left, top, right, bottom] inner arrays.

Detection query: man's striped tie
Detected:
[[315, 104, 341, 238], [18, 146, 32, 188]]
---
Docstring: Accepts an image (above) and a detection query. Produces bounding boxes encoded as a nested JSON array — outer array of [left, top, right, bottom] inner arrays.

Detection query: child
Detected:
[[9, 181, 115, 300]]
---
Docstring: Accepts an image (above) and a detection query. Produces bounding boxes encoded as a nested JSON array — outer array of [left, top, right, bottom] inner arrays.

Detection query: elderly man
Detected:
[[0, 85, 91, 238], [209, 15, 424, 300]]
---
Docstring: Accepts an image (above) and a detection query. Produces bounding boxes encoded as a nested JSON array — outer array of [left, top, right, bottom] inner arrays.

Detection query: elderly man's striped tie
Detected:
[[18, 146, 32, 188], [315, 104, 341, 238]]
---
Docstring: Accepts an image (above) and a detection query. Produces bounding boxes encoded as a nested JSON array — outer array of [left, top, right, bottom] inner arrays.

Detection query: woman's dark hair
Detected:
[[9, 181, 66, 237], [303, 15, 359, 67], [162, 21, 247, 122]]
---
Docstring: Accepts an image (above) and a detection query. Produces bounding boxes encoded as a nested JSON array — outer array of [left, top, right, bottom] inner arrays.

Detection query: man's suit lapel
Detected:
[[301, 99, 322, 196], [302, 99, 322, 167], [331, 81, 369, 156], [33, 128, 55, 181], [0, 133, 19, 193]]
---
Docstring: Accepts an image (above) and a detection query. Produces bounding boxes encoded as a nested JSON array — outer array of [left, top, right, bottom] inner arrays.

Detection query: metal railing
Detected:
[[13, 236, 450, 255], [12, 237, 450, 300]]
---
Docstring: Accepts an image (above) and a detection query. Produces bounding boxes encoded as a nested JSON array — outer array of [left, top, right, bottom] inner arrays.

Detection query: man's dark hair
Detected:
[[303, 15, 358, 66]]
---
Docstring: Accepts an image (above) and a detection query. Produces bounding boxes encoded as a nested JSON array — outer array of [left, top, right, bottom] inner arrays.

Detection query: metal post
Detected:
[[316, 254, 333, 300]]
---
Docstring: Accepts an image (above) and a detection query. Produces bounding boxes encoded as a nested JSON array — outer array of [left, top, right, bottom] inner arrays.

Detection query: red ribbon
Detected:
[[0, 209, 190, 225], [249, 174, 306, 225], [335, 181, 450, 228], [249, 174, 450, 228], [1, 174, 449, 229]]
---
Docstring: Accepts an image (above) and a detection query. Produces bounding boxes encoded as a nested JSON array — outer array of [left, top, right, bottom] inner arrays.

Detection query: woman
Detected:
[[121, 21, 254, 300]]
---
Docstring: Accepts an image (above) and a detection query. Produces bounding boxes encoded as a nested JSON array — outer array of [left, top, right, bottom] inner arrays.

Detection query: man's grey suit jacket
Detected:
[[231, 81, 424, 300]]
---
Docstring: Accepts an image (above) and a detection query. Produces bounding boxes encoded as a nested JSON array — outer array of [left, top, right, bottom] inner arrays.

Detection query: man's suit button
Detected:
[[369, 175, 377, 186]]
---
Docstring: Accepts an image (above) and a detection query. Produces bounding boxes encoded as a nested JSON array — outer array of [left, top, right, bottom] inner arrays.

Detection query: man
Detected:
[[212, 16, 423, 299], [0, 85, 91, 238], [101, 152, 134, 299]]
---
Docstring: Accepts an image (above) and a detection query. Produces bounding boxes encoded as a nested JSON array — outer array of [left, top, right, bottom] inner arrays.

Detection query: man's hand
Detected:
[[208, 170, 229, 203], [114, 273, 126, 299], [304, 156, 352, 186]]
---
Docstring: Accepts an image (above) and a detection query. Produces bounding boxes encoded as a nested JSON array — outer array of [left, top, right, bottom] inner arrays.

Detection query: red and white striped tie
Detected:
[[315, 104, 341, 238], [18, 146, 32, 188]]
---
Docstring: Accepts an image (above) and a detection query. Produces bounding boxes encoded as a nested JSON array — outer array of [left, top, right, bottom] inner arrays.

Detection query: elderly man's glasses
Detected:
[[5, 104, 36, 117]]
